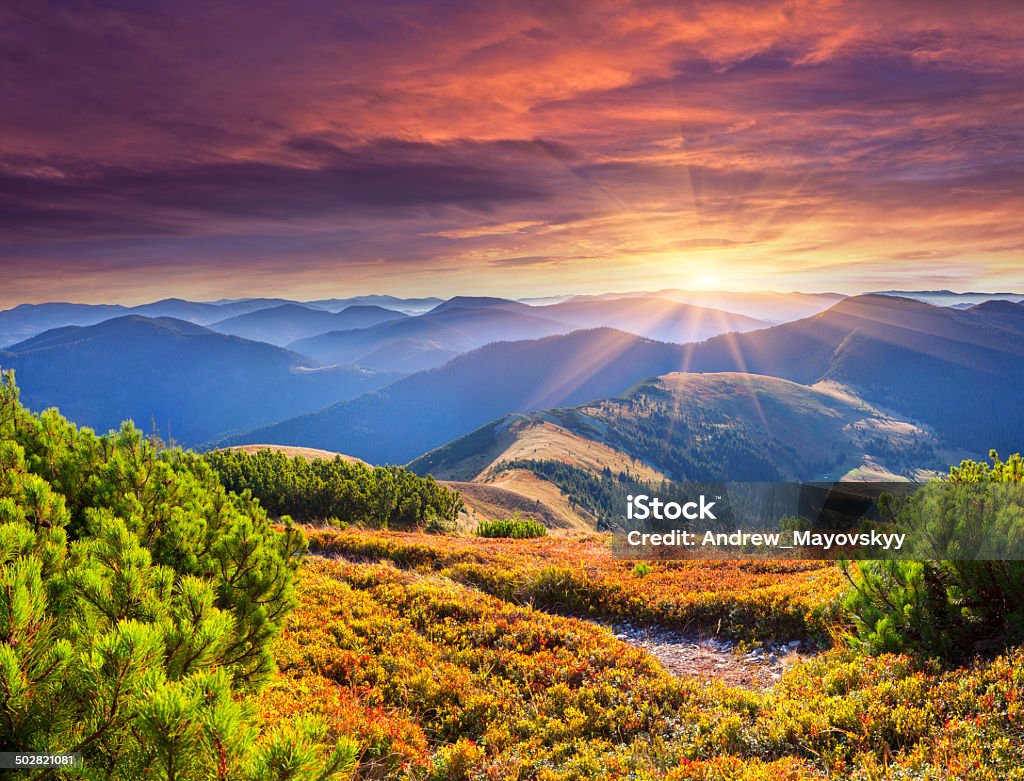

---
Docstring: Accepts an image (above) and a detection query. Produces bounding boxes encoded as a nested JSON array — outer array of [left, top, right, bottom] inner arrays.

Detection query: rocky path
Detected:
[[607, 622, 813, 689]]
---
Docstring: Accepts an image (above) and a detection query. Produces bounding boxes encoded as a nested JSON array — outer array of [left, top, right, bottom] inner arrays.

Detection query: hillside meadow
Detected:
[[302, 530, 845, 646], [260, 533, 1024, 780]]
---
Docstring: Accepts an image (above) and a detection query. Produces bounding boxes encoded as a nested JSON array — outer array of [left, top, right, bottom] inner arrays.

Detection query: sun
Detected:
[[690, 271, 721, 290]]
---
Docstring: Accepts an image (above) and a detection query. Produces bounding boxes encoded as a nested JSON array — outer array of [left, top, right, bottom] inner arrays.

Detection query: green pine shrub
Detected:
[[632, 561, 652, 578], [205, 448, 463, 529], [0, 369, 356, 780], [843, 450, 1024, 661], [475, 515, 548, 538]]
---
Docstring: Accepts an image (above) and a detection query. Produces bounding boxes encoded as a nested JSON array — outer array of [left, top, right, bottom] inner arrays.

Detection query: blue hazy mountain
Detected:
[[1, 315, 399, 445], [226, 328, 691, 462], [290, 296, 766, 372], [230, 295, 1024, 463], [209, 303, 407, 346]]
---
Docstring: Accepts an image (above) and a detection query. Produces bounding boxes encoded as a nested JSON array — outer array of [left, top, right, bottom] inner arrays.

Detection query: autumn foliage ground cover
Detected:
[[256, 531, 1024, 780], [302, 529, 845, 645]]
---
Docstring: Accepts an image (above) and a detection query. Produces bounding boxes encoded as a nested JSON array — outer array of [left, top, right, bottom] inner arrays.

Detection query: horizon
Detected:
[[3, 1, 1023, 306], [4, 286, 1024, 312]]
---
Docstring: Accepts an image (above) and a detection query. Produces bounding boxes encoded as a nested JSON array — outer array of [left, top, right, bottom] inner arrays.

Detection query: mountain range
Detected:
[[228, 294, 1024, 468], [3, 292, 1022, 503], [409, 372, 942, 485], [289, 298, 575, 372], [0, 296, 438, 347], [1, 293, 775, 449], [674, 295, 1024, 454], [225, 328, 690, 463], [289, 296, 766, 372], [873, 290, 1024, 307], [209, 304, 407, 346], [0, 316, 398, 444], [565, 289, 845, 323]]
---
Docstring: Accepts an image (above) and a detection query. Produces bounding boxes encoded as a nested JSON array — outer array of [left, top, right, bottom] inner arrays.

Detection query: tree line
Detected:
[[205, 447, 463, 529]]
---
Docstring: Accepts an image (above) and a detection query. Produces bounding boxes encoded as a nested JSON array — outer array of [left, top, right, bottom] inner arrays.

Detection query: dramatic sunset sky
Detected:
[[1, 0, 1022, 306]]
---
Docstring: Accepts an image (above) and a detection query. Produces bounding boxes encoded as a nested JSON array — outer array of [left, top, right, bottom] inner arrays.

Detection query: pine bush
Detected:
[[0, 370, 356, 780]]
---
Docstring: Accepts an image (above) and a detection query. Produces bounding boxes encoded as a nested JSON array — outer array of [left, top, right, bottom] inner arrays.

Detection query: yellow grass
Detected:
[[224, 443, 368, 465]]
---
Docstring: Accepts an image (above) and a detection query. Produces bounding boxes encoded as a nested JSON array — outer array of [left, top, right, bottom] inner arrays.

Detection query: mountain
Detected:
[[680, 294, 1024, 454], [130, 296, 315, 323], [289, 304, 572, 372], [408, 410, 670, 484], [225, 328, 692, 463], [1, 316, 399, 445], [424, 305, 572, 343], [304, 295, 443, 314], [0, 302, 129, 347], [289, 296, 765, 371], [567, 290, 844, 323], [963, 300, 1024, 333], [0, 297, 298, 346], [411, 372, 943, 483], [537, 297, 767, 342], [188, 297, 300, 319], [408, 372, 945, 527], [427, 296, 536, 315], [127, 298, 240, 323], [517, 294, 574, 306], [873, 290, 1024, 307], [289, 317, 475, 372], [234, 293, 1024, 464], [0, 296, 440, 348], [209, 304, 407, 346]]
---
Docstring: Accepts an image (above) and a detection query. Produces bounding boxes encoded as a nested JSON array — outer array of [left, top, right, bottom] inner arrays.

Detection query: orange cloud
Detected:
[[1, 0, 1022, 306]]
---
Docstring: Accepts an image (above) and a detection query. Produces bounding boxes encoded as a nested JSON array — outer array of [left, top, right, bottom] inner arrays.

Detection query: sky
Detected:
[[1, 0, 1023, 307]]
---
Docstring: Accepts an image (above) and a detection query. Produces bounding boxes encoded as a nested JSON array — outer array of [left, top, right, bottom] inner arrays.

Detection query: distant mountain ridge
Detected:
[[872, 290, 1024, 307], [0, 302, 132, 347], [232, 294, 1024, 465], [875, 289, 1023, 296], [225, 328, 691, 463], [537, 297, 766, 343], [0, 295, 442, 347], [6, 292, 1023, 473], [962, 300, 1024, 333], [290, 295, 767, 371], [209, 303, 407, 346], [427, 296, 535, 314], [0, 315, 399, 445], [1, 293, 765, 360], [678, 295, 1024, 453], [563, 289, 845, 323], [305, 295, 442, 314], [6, 288, 1021, 351]]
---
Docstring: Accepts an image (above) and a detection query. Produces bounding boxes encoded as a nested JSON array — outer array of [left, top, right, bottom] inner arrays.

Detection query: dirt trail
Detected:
[[605, 622, 813, 689]]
